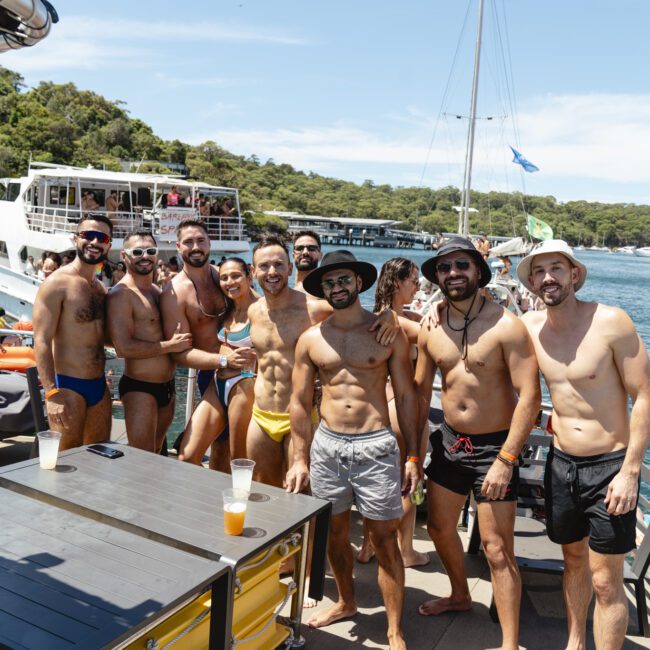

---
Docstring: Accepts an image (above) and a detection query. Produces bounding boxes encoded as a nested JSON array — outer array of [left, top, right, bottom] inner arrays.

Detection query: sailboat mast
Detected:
[[459, 0, 485, 237]]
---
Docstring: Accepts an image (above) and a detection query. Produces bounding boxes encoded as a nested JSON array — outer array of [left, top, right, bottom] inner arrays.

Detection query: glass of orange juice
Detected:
[[223, 488, 248, 535]]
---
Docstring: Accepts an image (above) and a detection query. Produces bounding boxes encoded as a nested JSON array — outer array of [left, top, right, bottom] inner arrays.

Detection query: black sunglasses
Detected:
[[436, 259, 471, 273], [294, 244, 320, 253], [78, 230, 111, 244]]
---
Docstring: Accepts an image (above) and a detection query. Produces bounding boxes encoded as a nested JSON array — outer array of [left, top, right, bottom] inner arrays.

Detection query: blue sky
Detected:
[[4, 0, 650, 205]]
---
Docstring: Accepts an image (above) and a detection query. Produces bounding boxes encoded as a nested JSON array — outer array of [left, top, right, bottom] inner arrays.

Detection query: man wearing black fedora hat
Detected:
[[414, 236, 540, 650], [286, 249, 420, 648], [247, 237, 399, 492]]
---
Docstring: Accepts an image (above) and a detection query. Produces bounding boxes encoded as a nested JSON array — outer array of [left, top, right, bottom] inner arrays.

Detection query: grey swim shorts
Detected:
[[310, 422, 403, 520]]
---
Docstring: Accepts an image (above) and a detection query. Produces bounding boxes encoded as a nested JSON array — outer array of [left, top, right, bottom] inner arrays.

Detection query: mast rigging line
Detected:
[[417, 0, 474, 190]]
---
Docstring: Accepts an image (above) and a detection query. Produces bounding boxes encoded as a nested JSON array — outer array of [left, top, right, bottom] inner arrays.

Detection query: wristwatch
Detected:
[[218, 354, 228, 369]]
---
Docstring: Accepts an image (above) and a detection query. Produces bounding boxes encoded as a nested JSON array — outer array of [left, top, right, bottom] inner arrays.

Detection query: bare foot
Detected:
[[402, 550, 430, 568], [357, 542, 375, 563], [417, 595, 472, 616], [307, 602, 357, 628]]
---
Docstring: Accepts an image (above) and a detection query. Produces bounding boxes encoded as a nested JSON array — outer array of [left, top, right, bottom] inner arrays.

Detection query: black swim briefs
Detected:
[[425, 421, 519, 503], [118, 375, 175, 409], [544, 446, 637, 555]]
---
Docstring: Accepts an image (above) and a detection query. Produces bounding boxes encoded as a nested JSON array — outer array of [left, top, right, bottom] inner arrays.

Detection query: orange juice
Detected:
[[224, 503, 246, 535]]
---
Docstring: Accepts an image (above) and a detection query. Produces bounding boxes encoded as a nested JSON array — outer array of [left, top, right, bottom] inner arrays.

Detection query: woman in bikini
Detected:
[[358, 257, 430, 568], [217, 257, 259, 459]]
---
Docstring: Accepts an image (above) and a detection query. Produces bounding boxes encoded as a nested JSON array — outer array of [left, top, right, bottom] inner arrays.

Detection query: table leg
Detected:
[[308, 505, 331, 600], [209, 568, 233, 650]]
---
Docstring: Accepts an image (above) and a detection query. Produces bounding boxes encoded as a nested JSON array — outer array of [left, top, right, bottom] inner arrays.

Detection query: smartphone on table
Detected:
[[87, 444, 124, 459]]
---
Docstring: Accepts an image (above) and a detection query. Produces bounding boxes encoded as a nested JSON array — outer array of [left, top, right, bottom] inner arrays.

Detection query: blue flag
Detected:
[[510, 146, 539, 173]]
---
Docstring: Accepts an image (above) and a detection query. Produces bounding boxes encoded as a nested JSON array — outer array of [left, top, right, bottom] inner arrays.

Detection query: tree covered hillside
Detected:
[[1, 66, 649, 246]]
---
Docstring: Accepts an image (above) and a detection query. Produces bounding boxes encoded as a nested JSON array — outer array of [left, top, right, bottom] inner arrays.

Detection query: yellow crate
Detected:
[[124, 536, 301, 650], [124, 591, 212, 650]]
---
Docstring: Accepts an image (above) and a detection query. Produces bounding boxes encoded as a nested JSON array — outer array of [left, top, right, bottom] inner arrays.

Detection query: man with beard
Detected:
[[414, 237, 540, 650], [107, 230, 192, 453], [160, 219, 254, 469], [33, 215, 115, 449], [518, 240, 650, 650], [292, 230, 323, 292], [285, 250, 420, 649], [247, 236, 398, 488]]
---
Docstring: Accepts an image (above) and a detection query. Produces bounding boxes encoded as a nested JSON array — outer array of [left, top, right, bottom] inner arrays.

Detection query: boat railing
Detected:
[[25, 206, 248, 242], [25, 205, 152, 239]]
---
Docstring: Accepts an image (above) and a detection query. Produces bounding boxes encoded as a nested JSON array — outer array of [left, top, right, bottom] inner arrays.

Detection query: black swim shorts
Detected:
[[425, 421, 518, 503], [544, 446, 637, 555], [118, 375, 175, 409]]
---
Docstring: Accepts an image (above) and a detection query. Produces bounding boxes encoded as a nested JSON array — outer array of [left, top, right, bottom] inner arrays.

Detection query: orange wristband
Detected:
[[499, 450, 517, 462], [45, 387, 61, 400], [406, 456, 420, 463]]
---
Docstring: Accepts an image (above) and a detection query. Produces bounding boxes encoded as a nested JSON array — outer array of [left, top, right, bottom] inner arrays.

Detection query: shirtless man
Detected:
[[414, 236, 540, 650], [107, 230, 192, 453], [247, 235, 397, 488], [160, 219, 253, 469], [292, 230, 323, 292], [33, 215, 114, 450], [106, 190, 118, 216], [475, 231, 490, 260], [518, 240, 650, 650], [286, 250, 420, 650]]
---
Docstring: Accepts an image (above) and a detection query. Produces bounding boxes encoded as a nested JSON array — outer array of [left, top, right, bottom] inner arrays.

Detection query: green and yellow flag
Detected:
[[526, 214, 553, 241]]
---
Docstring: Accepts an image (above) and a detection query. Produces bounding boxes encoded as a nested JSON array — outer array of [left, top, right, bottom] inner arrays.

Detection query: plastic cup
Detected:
[[240, 358, 256, 378], [231, 459, 255, 493], [37, 430, 62, 469], [223, 488, 248, 535]]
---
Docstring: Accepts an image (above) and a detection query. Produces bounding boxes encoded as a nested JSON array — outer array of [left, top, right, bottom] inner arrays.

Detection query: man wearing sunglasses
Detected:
[[292, 230, 323, 292], [248, 236, 400, 492], [33, 215, 115, 450], [413, 236, 540, 650], [286, 250, 420, 647], [107, 230, 193, 454]]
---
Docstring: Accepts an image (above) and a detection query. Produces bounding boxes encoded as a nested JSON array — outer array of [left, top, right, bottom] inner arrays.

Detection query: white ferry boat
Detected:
[[0, 162, 250, 320]]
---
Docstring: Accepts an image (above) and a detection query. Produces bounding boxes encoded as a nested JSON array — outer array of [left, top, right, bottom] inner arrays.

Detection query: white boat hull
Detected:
[[0, 266, 39, 320]]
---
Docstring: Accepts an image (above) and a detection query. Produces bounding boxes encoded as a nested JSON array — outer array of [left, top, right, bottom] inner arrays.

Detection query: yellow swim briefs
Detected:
[[252, 405, 318, 444]]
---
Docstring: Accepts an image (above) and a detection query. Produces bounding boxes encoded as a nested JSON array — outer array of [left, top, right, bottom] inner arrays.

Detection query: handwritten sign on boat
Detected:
[[158, 208, 197, 241]]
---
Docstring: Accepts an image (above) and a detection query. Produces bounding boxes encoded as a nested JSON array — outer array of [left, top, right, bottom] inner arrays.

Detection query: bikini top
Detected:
[[217, 321, 252, 348]]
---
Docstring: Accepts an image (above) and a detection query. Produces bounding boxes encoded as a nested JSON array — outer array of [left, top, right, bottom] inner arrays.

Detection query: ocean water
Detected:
[[108, 247, 650, 484]]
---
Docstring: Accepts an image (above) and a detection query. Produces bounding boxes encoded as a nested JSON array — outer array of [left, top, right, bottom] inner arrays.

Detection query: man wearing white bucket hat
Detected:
[[518, 239, 650, 649]]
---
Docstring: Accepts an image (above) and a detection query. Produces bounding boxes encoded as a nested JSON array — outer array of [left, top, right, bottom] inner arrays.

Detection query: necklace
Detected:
[[184, 267, 228, 319], [445, 292, 487, 369]]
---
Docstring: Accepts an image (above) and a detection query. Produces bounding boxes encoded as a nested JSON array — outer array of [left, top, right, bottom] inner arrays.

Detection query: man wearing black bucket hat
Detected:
[[414, 236, 540, 650], [286, 249, 420, 648]]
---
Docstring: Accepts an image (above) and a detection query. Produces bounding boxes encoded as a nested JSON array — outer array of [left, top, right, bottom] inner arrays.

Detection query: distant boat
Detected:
[[615, 246, 636, 255], [633, 247, 650, 258]]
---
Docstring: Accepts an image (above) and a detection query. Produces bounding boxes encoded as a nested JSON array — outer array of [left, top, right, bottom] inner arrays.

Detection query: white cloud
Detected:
[[184, 92, 650, 201], [1, 15, 307, 73]]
